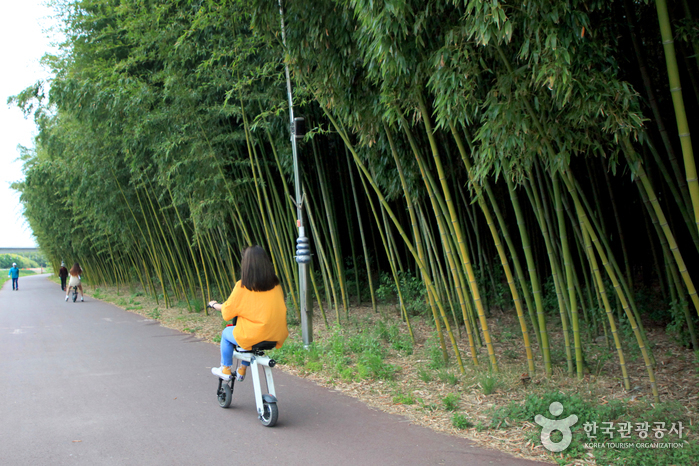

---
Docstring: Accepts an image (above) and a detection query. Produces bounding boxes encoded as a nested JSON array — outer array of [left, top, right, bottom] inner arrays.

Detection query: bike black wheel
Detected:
[[218, 383, 232, 408], [260, 401, 278, 427]]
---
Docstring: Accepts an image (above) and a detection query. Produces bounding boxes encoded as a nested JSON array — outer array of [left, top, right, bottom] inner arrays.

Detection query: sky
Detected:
[[0, 1, 61, 248]]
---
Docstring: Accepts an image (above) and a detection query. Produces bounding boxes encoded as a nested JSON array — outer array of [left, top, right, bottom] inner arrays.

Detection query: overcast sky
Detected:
[[0, 1, 61, 248]]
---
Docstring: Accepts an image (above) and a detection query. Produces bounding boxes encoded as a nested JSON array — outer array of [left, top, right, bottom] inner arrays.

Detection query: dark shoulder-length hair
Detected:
[[240, 246, 279, 292], [69, 263, 82, 276]]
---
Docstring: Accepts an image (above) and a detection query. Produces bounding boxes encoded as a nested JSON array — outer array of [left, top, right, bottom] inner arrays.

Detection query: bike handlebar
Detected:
[[205, 302, 236, 325]]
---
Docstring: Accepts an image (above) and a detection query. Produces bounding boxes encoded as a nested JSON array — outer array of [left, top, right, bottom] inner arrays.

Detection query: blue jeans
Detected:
[[11, 278, 18, 290], [220, 326, 251, 368]]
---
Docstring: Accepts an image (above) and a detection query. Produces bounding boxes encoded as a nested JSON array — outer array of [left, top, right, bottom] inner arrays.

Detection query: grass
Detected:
[[417, 367, 431, 383], [478, 373, 498, 395], [393, 392, 416, 405], [443, 393, 460, 411], [452, 413, 474, 430], [268, 323, 399, 382], [418, 398, 438, 412], [437, 369, 459, 386]]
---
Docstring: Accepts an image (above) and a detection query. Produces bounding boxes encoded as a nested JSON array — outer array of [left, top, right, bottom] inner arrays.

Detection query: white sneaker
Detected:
[[236, 367, 246, 382], [81, 297, 84, 302], [65, 296, 69, 302], [211, 366, 231, 381]]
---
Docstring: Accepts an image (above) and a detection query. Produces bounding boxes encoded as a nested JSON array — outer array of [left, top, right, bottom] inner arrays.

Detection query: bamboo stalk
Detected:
[[322, 108, 463, 372], [526, 174, 573, 375], [554, 175, 583, 379], [506, 176, 552, 375], [623, 140, 699, 319], [304, 184, 338, 315], [359, 165, 415, 342], [452, 123, 535, 373], [345, 149, 377, 314], [654, 0, 699, 235], [581, 209, 630, 388], [311, 138, 349, 318], [565, 170, 657, 401]]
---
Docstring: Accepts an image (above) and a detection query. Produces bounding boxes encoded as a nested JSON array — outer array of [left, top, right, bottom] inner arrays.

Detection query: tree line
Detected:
[[11, 0, 699, 402]]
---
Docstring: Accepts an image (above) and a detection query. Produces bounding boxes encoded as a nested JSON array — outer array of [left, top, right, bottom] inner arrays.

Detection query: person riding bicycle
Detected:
[[65, 262, 85, 302], [209, 246, 288, 382]]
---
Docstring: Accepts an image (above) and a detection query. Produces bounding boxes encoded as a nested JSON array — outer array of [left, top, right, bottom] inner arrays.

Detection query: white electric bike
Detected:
[[210, 313, 280, 427]]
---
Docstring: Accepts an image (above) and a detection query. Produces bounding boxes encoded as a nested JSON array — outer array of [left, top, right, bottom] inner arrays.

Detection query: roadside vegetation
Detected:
[[66, 272, 699, 466], [0, 253, 44, 269]]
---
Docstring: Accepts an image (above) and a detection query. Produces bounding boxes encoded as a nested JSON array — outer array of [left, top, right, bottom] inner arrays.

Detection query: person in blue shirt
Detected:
[[8, 263, 19, 291]]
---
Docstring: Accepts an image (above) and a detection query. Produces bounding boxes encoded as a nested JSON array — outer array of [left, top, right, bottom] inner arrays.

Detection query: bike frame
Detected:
[[232, 348, 277, 419]]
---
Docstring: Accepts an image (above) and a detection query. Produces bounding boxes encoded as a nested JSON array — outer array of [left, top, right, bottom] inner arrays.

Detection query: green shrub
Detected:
[[452, 413, 473, 429], [348, 331, 386, 358], [393, 393, 415, 405], [356, 353, 396, 380], [305, 361, 323, 372], [417, 398, 438, 412], [417, 367, 431, 382], [0, 254, 40, 269], [375, 271, 429, 316], [437, 370, 459, 386], [426, 336, 448, 369], [268, 340, 307, 366], [478, 373, 498, 395], [336, 365, 355, 381], [443, 393, 460, 411], [370, 320, 414, 354]]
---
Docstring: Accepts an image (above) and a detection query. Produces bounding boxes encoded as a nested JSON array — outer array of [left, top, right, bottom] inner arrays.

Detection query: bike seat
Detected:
[[236, 341, 277, 355]]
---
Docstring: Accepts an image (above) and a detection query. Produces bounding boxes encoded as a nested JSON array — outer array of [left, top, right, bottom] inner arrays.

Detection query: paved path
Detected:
[[1, 275, 550, 465]]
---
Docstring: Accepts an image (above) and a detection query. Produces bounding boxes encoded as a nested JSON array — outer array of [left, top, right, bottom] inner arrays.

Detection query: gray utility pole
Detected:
[[278, 0, 313, 348]]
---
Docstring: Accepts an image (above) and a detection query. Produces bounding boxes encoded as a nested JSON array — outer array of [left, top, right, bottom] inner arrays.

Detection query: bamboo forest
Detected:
[[11, 0, 699, 423]]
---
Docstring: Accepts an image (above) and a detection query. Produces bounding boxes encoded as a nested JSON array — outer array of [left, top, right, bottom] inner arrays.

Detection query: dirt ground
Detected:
[[56, 276, 699, 465]]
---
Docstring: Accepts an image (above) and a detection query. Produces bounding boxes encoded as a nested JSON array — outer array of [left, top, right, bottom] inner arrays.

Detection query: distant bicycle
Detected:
[[71, 285, 79, 303]]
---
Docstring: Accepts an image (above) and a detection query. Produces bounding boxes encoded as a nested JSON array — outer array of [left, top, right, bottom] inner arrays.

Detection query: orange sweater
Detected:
[[221, 281, 288, 350]]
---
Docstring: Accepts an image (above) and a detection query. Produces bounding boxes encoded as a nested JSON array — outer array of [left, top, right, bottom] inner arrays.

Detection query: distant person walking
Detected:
[[58, 262, 69, 291], [8, 263, 19, 291], [65, 263, 84, 302]]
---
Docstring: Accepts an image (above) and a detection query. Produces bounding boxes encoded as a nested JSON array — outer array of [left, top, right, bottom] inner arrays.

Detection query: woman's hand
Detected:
[[208, 300, 219, 310]]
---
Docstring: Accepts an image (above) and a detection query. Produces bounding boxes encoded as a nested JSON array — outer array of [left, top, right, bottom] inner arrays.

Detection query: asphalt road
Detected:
[[1, 275, 550, 465]]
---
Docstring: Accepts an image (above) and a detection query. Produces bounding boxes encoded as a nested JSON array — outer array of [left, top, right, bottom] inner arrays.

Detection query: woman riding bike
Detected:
[[65, 262, 85, 302], [209, 246, 288, 381]]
